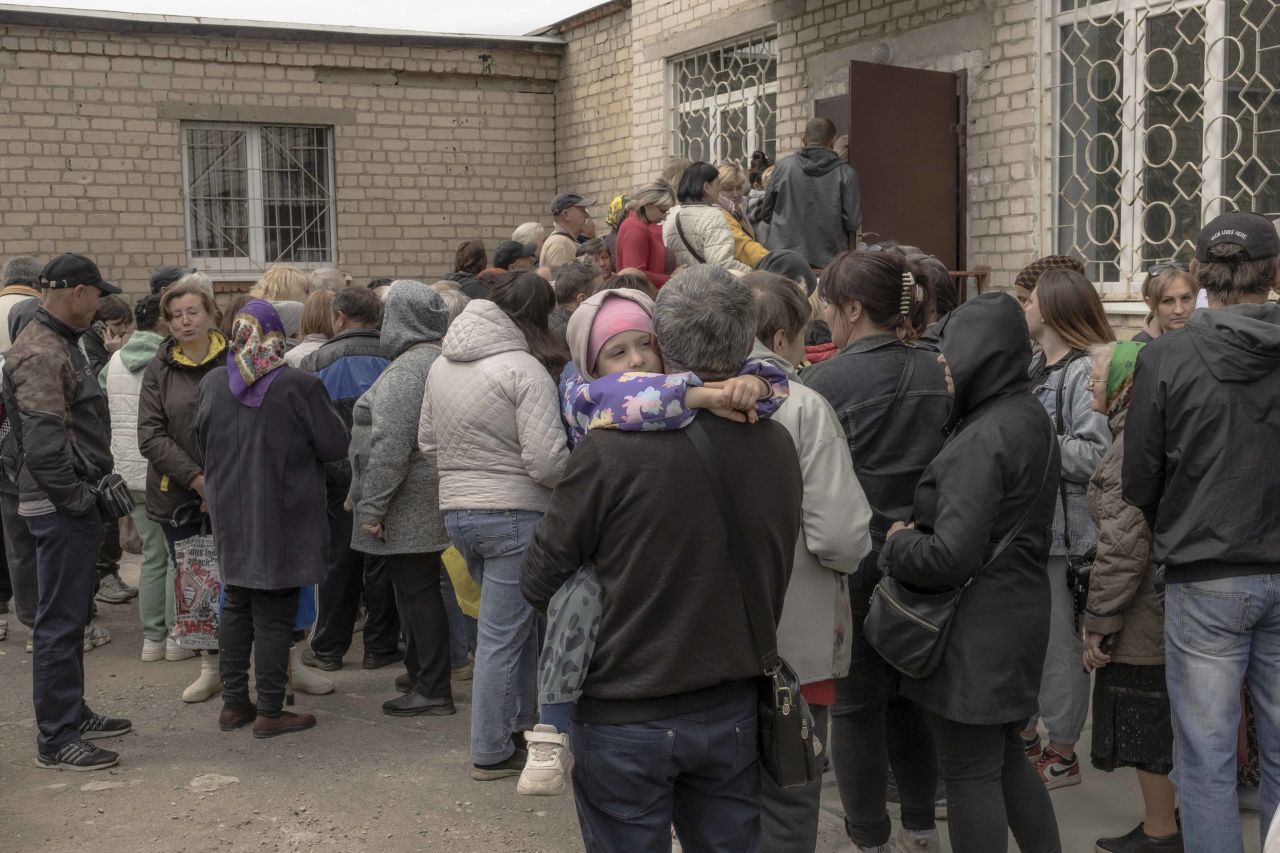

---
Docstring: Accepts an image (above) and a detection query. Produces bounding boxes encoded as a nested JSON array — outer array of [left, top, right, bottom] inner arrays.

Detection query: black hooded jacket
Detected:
[[1123, 302, 1280, 582], [880, 293, 1060, 725]]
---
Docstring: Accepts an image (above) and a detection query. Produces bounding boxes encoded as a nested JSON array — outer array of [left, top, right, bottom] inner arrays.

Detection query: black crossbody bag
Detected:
[[864, 417, 1056, 679], [685, 420, 821, 789]]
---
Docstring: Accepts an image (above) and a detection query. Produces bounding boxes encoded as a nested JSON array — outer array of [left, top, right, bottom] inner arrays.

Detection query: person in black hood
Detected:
[[880, 292, 1062, 853], [756, 117, 861, 269], [1122, 211, 1280, 851]]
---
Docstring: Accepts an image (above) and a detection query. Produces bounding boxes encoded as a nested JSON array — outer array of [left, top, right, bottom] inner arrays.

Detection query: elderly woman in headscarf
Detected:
[[349, 281, 458, 718], [196, 300, 348, 739], [1081, 340, 1181, 853]]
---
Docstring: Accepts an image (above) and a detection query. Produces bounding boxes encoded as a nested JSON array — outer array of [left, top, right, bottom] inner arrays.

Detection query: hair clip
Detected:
[[900, 271, 915, 315]]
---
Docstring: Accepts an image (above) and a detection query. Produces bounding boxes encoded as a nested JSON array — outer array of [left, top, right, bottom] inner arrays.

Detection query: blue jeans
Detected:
[[570, 686, 761, 853], [446, 509, 542, 765], [1165, 574, 1280, 852]]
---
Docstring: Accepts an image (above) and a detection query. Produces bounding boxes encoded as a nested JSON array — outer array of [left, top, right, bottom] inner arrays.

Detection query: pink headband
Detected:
[[587, 297, 654, 372]]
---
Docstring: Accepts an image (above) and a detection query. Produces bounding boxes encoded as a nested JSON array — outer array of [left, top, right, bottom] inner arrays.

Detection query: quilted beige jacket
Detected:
[[418, 300, 569, 513], [1084, 410, 1165, 665]]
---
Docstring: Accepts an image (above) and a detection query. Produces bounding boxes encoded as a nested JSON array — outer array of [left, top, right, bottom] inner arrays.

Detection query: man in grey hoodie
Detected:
[[756, 117, 861, 269]]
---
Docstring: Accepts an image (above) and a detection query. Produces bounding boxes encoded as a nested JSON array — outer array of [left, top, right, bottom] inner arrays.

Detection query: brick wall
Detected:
[[0, 19, 561, 296]]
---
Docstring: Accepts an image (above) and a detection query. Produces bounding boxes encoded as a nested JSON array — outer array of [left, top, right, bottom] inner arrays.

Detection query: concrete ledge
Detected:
[[314, 67, 557, 93], [640, 0, 804, 62]]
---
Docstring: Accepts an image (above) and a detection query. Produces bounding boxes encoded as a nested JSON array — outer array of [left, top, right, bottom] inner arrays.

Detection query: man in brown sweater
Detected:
[[522, 265, 802, 851]]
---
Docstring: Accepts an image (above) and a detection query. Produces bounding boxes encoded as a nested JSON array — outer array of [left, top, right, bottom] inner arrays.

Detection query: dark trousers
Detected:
[[96, 515, 120, 577], [570, 686, 761, 853], [386, 551, 451, 700], [928, 714, 1062, 853], [759, 703, 829, 853], [219, 584, 300, 717], [831, 571, 938, 847], [2, 489, 39, 628], [28, 510, 103, 753], [310, 506, 398, 660]]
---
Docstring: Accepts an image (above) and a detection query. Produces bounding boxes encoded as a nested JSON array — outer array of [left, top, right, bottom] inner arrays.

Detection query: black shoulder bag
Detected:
[[864, 417, 1056, 679], [685, 420, 821, 789]]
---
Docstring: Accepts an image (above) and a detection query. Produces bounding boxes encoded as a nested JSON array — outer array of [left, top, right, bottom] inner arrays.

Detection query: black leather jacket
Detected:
[[802, 333, 951, 569]]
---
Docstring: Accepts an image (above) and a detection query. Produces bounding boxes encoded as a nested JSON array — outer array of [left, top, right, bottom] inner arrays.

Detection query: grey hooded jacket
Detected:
[[349, 282, 452, 555], [757, 145, 861, 268]]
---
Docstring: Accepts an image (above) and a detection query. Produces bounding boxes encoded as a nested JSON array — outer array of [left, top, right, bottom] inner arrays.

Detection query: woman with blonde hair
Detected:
[[615, 181, 677, 289], [248, 265, 309, 303], [716, 161, 756, 240], [1021, 267, 1115, 786], [1134, 263, 1197, 342], [284, 290, 336, 367]]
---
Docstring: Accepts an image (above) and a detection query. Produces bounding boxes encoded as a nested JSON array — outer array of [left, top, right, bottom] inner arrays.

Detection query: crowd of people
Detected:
[[0, 113, 1277, 853]]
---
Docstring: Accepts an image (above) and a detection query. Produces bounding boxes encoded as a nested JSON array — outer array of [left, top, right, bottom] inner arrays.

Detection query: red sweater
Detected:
[[615, 212, 671, 288]]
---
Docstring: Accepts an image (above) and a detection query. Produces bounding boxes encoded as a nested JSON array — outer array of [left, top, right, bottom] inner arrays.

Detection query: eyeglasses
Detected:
[[1147, 262, 1188, 276]]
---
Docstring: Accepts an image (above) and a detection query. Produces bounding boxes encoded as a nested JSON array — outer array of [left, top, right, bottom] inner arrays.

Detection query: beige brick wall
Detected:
[[0, 21, 561, 296], [552, 4, 634, 212]]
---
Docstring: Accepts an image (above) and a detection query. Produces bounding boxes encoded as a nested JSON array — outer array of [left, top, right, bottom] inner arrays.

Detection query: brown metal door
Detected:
[[845, 61, 966, 269]]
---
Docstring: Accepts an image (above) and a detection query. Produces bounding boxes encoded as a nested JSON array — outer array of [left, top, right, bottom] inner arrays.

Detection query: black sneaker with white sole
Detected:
[[36, 740, 119, 771], [79, 710, 131, 740]]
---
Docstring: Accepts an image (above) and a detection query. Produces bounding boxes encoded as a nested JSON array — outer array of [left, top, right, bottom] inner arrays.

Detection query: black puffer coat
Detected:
[[879, 293, 1060, 726]]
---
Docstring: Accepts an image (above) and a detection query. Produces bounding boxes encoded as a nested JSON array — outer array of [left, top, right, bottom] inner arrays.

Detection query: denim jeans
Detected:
[[570, 686, 761, 853], [1165, 574, 1280, 853], [446, 509, 542, 765]]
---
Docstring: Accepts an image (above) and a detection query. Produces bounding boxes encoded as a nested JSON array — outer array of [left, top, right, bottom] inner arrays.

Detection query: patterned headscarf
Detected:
[[226, 299, 287, 408], [1014, 255, 1086, 292], [606, 195, 626, 229], [1105, 340, 1145, 415]]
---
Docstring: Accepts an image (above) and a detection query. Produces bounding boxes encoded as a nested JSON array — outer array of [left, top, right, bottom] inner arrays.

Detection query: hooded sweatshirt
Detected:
[[1123, 302, 1280, 582], [349, 283, 451, 556], [101, 329, 165, 492], [419, 299, 569, 512], [882, 293, 1060, 725], [757, 145, 861, 268]]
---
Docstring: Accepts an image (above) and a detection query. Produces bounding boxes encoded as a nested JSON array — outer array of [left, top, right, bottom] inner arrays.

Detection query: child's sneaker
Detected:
[[1036, 747, 1080, 789], [516, 724, 571, 796]]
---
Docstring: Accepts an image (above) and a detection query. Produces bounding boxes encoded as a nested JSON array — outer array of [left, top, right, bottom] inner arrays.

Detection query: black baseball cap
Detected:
[[493, 240, 537, 269], [1195, 211, 1280, 263], [551, 192, 593, 217], [39, 253, 121, 294], [149, 264, 195, 294]]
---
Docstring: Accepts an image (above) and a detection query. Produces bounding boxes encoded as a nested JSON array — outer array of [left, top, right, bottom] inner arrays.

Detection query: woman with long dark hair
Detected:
[[419, 270, 571, 782], [1021, 267, 1114, 786], [802, 250, 951, 852]]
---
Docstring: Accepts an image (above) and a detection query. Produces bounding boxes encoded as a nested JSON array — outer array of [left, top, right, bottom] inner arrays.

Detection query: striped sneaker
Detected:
[[79, 710, 131, 741], [36, 740, 119, 771]]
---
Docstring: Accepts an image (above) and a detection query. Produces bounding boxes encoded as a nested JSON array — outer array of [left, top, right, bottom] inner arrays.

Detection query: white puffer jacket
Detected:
[[102, 331, 165, 492], [419, 300, 569, 513], [663, 203, 754, 274]]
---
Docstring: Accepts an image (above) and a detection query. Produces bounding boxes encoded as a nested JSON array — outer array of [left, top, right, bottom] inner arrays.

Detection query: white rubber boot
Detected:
[[290, 647, 334, 695], [182, 655, 222, 703]]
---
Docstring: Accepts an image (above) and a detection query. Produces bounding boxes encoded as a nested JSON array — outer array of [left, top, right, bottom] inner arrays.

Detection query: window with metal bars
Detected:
[[670, 34, 778, 165], [182, 123, 336, 274], [1051, 0, 1280, 289]]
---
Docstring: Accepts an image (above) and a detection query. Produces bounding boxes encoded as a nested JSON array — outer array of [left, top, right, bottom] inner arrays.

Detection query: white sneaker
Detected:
[[182, 655, 222, 703], [289, 648, 334, 695], [141, 638, 166, 661], [83, 621, 111, 653], [893, 825, 940, 852], [516, 724, 571, 796], [165, 638, 195, 662]]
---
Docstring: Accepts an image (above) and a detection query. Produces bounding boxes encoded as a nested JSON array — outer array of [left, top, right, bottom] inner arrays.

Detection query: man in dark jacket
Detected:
[[757, 117, 861, 269], [1123, 211, 1280, 850], [523, 266, 803, 851], [299, 287, 399, 671], [2, 254, 131, 771]]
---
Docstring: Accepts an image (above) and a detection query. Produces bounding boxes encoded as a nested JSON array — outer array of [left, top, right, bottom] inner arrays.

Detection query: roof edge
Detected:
[[0, 4, 567, 51], [528, 0, 629, 37]]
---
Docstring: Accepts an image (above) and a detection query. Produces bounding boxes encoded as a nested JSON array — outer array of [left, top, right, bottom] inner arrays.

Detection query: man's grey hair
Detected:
[[309, 267, 347, 293], [512, 222, 546, 245], [653, 265, 757, 381], [437, 288, 471, 324], [2, 255, 41, 287]]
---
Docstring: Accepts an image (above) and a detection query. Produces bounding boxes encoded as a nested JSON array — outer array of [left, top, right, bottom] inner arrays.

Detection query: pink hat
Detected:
[[587, 297, 654, 372]]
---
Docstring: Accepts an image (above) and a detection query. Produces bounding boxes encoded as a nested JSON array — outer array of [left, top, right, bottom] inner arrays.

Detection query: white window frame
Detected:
[[668, 32, 779, 164], [180, 122, 337, 278]]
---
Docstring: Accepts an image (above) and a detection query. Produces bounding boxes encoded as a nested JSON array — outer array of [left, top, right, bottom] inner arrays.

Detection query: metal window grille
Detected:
[[1051, 0, 1280, 287], [671, 34, 778, 164], [182, 123, 336, 274]]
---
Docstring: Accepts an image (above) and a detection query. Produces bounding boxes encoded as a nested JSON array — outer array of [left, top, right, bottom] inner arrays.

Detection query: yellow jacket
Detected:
[[721, 209, 770, 268]]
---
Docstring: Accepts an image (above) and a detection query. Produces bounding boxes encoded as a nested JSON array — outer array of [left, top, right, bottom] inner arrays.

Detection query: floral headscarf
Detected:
[[605, 195, 626, 229], [227, 299, 287, 407], [1105, 340, 1145, 415]]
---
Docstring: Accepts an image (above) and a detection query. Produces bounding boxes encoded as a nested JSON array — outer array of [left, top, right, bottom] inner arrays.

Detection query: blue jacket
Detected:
[[300, 327, 388, 489]]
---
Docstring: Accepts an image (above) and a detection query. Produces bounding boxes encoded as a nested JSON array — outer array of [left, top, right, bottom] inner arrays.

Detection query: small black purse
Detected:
[[685, 421, 820, 789], [865, 418, 1056, 679]]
